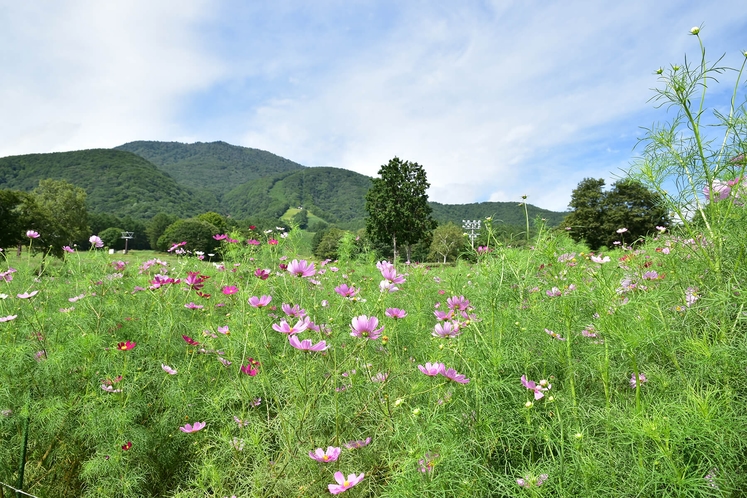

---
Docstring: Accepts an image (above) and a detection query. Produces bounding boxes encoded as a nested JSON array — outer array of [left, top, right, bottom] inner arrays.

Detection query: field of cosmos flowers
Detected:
[[2, 216, 747, 498]]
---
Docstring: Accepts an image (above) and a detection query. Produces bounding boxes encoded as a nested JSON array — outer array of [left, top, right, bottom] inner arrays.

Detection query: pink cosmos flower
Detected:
[[62, 245, 75, 253], [432, 321, 461, 338], [433, 309, 455, 321], [213, 234, 228, 240], [185, 302, 204, 309], [248, 295, 272, 308], [371, 372, 388, 382], [100, 384, 122, 393], [179, 422, 206, 433], [328, 471, 364, 495], [289, 335, 329, 352], [344, 437, 371, 449], [334, 283, 358, 298], [26, 230, 40, 239], [546, 287, 562, 297], [590, 254, 611, 264], [385, 308, 407, 319], [521, 375, 551, 400], [272, 318, 309, 335], [222, 285, 238, 295], [308, 446, 341, 462], [167, 241, 187, 252], [418, 362, 445, 376], [446, 295, 470, 311], [254, 268, 271, 280], [281, 303, 306, 317], [379, 280, 399, 293], [442, 367, 470, 384], [0, 315, 18, 323], [161, 364, 177, 375], [544, 328, 566, 341], [287, 259, 315, 277], [268, 238, 278, 245], [377, 260, 405, 284], [630, 373, 647, 388], [17, 291, 39, 299], [247, 239, 260, 245], [89, 235, 104, 248], [350, 315, 384, 340]]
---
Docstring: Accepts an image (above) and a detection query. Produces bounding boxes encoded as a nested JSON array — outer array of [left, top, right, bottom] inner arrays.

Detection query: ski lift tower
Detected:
[[462, 220, 481, 250], [121, 231, 134, 254]]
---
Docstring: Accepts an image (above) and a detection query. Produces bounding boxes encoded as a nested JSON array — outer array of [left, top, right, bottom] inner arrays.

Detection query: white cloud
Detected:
[[2, 0, 746, 212]]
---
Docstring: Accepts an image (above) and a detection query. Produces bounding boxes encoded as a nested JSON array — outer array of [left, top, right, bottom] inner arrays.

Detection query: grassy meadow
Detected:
[[1, 220, 746, 498]]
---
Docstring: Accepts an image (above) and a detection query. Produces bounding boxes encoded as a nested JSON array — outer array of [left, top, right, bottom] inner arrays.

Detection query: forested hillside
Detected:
[[0, 149, 216, 218], [0, 142, 567, 227], [430, 201, 567, 227], [115, 141, 305, 196]]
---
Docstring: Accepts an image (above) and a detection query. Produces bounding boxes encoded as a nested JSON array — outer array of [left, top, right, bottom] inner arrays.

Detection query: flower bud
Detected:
[[690, 26, 700, 35]]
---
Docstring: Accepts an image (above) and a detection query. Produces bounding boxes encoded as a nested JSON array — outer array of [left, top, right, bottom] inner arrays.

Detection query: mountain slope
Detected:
[[0, 149, 216, 219], [430, 201, 567, 227], [115, 140, 305, 196]]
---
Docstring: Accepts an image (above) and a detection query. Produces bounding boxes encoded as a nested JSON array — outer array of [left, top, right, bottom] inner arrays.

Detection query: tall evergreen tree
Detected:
[[365, 157, 436, 262]]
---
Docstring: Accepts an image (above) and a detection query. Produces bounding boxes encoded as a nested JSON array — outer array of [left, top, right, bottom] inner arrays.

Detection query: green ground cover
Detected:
[[1, 223, 746, 497]]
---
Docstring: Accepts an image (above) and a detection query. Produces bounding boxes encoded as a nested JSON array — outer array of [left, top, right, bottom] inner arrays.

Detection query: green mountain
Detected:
[[0, 149, 216, 219], [114, 141, 305, 197], [0, 141, 568, 228]]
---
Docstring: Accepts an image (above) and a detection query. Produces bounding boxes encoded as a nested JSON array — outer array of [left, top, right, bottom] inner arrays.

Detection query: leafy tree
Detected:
[[563, 178, 670, 250], [601, 179, 670, 247], [365, 157, 436, 262], [0, 189, 25, 249], [563, 178, 607, 250], [147, 213, 179, 250], [429, 222, 466, 263], [156, 219, 220, 254], [24, 179, 90, 257], [292, 209, 309, 229], [312, 226, 345, 260], [99, 227, 125, 250], [197, 211, 228, 234]]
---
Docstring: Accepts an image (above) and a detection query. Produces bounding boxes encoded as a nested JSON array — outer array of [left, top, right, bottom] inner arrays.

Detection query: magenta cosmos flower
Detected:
[[248, 295, 272, 308], [289, 335, 329, 352], [309, 446, 341, 462], [328, 471, 364, 495], [26, 230, 40, 239], [117, 341, 136, 351], [179, 422, 206, 433], [240, 362, 258, 376], [287, 259, 315, 277], [182, 335, 200, 346], [385, 308, 407, 319], [272, 318, 310, 335], [222, 285, 239, 295], [350, 315, 384, 340], [418, 362, 445, 376], [446, 295, 470, 311], [254, 268, 271, 279]]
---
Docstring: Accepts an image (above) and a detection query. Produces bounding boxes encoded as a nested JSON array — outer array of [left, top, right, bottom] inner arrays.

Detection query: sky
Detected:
[[2, 1, 746, 212]]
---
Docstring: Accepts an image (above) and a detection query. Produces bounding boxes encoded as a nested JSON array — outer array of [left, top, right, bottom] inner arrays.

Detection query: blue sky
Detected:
[[1, 1, 746, 211]]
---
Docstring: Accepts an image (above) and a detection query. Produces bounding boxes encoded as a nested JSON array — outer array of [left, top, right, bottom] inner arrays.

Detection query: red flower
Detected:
[[117, 341, 136, 351], [182, 335, 199, 346], [122, 441, 132, 451]]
